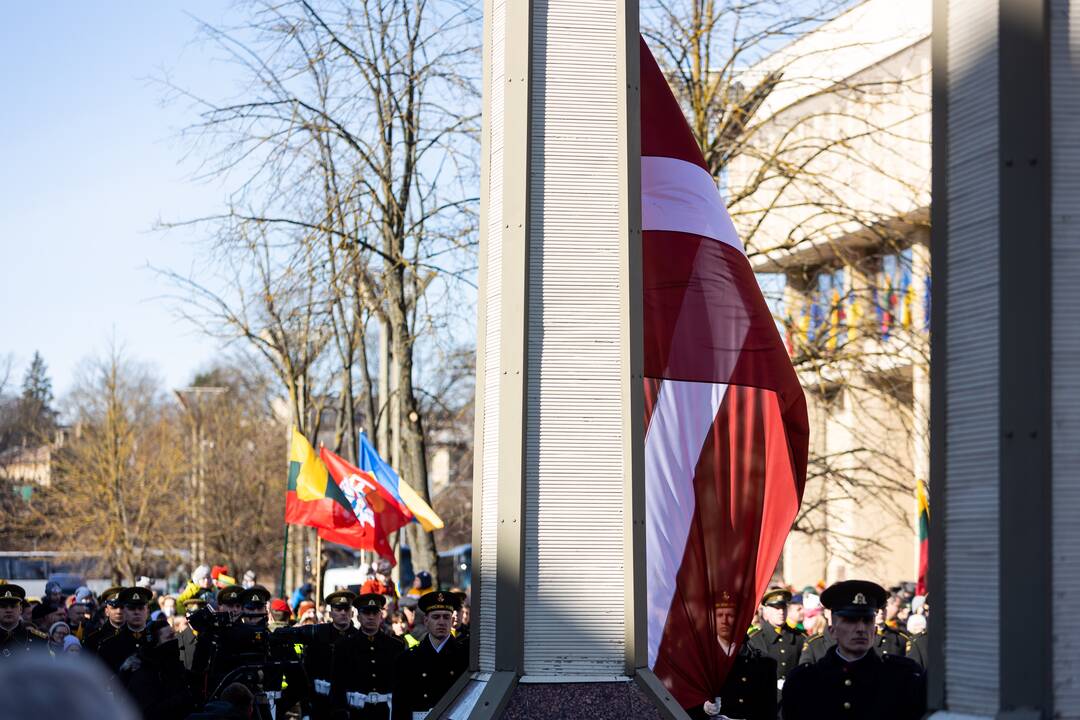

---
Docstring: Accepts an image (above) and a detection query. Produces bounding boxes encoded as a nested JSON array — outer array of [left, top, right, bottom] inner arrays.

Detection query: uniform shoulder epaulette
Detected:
[[27, 626, 48, 639], [801, 632, 823, 651], [747, 626, 762, 638]]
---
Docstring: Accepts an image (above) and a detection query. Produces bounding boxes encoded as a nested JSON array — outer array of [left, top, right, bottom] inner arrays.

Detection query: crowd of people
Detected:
[[0, 562, 928, 720], [692, 579, 929, 719], [0, 560, 468, 720]]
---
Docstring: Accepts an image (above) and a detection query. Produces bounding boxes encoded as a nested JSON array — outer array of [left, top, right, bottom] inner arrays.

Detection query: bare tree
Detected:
[[160, 0, 480, 580], [34, 345, 187, 583], [184, 362, 289, 580]]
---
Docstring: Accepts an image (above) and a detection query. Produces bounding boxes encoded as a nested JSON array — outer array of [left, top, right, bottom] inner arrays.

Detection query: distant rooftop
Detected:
[[740, 0, 931, 120]]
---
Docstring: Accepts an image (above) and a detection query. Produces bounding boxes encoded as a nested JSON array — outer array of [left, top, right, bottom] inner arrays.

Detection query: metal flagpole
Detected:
[[279, 524, 289, 598], [314, 534, 323, 618]]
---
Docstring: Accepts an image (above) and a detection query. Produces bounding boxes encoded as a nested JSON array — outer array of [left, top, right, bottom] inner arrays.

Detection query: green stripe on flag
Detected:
[[287, 461, 301, 492]]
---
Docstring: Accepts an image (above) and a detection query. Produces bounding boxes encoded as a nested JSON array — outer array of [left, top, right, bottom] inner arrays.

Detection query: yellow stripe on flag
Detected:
[[289, 428, 329, 502], [397, 479, 444, 531]]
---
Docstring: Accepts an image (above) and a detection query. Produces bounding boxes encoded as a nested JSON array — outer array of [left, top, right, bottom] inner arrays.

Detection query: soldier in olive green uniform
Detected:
[[746, 588, 804, 701], [0, 584, 47, 658], [98, 587, 155, 673], [332, 593, 406, 719], [906, 630, 928, 670], [798, 610, 835, 666], [391, 591, 468, 720], [781, 581, 926, 720], [874, 599, 911, 659]]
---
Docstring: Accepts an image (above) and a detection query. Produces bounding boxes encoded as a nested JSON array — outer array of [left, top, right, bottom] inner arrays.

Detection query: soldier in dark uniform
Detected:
[[331, 593, 405, 719], [98, 587, 154, 673], [781, 580, 926, 720], [686, 592, 777, 720], [798, 609, 835, 666], [391, 590, 468, 720], [83, 586, 125, 653], [274, 590, 360, 719], [217, 585, 244, 623], [745, 588, 804, 701], [0, 584, 48, 658], [208, 585, 274, 683]]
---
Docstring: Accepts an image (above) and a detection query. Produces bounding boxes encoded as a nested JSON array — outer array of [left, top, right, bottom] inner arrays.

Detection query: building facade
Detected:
[[727, 0, 932, 588]]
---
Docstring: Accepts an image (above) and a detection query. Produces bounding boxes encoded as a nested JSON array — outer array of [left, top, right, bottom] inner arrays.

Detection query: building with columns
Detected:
[[727, 0, 932, 588]]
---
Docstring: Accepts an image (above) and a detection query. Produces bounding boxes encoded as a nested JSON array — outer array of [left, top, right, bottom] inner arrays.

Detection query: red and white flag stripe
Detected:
[[640, 36, 810, 709]]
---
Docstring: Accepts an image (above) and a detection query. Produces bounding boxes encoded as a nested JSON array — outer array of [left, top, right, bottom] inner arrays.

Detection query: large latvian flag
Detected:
[[319, 446, 414, 561], [640, 37, 810, 709], [917, 479, 929, 595]]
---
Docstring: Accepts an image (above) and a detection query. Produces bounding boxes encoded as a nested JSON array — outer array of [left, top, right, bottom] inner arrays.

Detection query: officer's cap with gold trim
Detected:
[[325, 590, 357, 609], [217, 585, 244, 605], [0, 583, 26, 603], [820, 580, 887, 619], [183, 597, 208, 611], [238, 585, 271, 606], [117, 587, 153, 607], [714, 591, 737, 610], [761, 587, 792, 608], [100, 586, 125, 606], [418, 590, 463, 614], [353, 593, 387, 612]]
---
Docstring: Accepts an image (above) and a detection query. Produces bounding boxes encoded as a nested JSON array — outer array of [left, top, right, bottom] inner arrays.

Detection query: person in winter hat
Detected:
[[177, 565, 215, 607]]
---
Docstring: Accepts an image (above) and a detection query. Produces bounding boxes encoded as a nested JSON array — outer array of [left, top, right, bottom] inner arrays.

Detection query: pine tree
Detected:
[[16, 351, 56, 443], [21, 352, 53, 407]]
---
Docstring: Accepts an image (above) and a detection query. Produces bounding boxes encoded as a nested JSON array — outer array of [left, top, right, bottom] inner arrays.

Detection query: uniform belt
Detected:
[[347, 691, 392, 708]]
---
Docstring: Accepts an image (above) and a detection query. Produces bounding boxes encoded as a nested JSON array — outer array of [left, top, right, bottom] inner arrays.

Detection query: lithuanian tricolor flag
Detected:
[[917, 479, 930, 595], [285, 428, 362, 534]]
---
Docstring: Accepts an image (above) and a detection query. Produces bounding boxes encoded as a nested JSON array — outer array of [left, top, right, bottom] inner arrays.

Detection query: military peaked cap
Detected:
[[217, 585, 244, 605], [761, 588, 792, 607], [0, 584, 26, 602], [238, 585, 271, 605], [325, 590, 357, 609], [820, 580, 887, 619], [353, 593, 387, 611], [118, 587, 153, 606], [418, 590, 462, 614], [100, 586, 125, 605]]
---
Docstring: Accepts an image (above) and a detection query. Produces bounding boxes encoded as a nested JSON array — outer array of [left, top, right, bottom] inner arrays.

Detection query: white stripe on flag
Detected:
[[645, 379, 728, 668], [641, 155, 744, 253]]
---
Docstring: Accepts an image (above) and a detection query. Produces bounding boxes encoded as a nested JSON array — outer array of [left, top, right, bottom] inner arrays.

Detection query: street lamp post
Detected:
[[175, 386, 228, 570]]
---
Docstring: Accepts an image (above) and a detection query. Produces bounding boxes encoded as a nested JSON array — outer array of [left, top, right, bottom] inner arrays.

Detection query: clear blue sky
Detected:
[[0, 3, 243, 397], [0, 2, 823, 400]]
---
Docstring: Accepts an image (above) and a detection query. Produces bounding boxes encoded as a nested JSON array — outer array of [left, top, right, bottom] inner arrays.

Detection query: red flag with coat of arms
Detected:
[[318, 446, 413, 562]]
